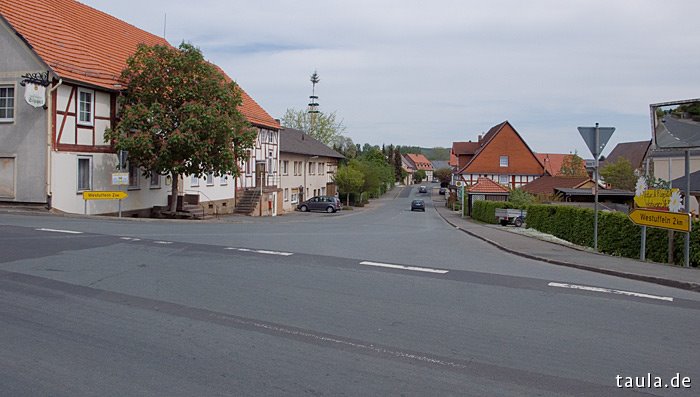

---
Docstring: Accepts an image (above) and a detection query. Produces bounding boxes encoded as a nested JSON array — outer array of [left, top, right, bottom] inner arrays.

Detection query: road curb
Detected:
[[434, 207, 700, 293]]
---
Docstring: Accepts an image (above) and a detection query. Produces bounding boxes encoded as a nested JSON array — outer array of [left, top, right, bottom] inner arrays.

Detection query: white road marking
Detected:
[[360, 261, 449, 274], [548, 282, 674, 302], [120, 237, 141, 241], [153, 241, 172, 245], [36, 228, 83, 234], [225, 247, 293, 256]]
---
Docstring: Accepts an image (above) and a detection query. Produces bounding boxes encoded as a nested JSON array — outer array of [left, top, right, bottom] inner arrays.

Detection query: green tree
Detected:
[[334, 165, 364, 206], [281, 108, 346, 146], [393, 148, 403, 182], [105, 43, 255, 213], [508, 188, 536, 207], [414, 169, 426, 183], [433, 167, 453, 186], [559, 152, 587, 177], [600, 157, 636, 191]]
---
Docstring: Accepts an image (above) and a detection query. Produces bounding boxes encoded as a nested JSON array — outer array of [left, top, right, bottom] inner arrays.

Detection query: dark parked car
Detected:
[[297, 196, 341, 213], [418, 186, 427, 193], [411, 199, 425, 211], [439, 187, 446, 195]]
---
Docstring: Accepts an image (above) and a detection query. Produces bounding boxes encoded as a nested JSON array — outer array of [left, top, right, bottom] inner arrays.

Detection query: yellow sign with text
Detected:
[[628, 208, 691, 232], [633, 189, 677, 210], [82, 191, 128, 200]]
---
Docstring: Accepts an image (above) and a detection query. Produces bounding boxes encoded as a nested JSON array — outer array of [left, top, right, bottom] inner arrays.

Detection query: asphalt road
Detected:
[[1, 185, 699, 396]]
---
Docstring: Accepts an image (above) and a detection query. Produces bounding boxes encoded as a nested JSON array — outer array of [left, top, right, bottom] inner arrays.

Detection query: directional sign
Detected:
[[578, 126, 615, 159], [82, 191, 128, 200], [628, 208, 691, 232]]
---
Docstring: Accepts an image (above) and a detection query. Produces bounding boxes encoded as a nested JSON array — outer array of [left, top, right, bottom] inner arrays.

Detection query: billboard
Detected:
[[650, 98, 700, 149]]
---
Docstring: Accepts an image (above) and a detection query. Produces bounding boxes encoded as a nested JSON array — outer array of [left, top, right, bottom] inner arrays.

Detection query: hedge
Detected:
[[526, 204, 700, 267], [470, 200, 513, 224]]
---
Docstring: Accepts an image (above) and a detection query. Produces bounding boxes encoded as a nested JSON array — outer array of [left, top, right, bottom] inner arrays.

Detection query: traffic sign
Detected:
[[578, 126, 615, 159], [628, 208, 691, 232], [82, 191, 128, 200], [112, 172, 129, 185]]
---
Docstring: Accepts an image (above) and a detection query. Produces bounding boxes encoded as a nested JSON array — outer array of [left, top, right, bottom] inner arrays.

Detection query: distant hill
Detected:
[[399, 146, 450, 161]]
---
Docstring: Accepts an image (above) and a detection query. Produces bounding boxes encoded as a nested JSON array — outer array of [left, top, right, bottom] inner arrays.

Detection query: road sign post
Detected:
[[578, 124, 615, 252]]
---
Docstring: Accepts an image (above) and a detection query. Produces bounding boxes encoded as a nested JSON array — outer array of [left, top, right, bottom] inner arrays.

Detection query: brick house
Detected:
[[0, 0, 278, 216], [455, 121, 545, 189]]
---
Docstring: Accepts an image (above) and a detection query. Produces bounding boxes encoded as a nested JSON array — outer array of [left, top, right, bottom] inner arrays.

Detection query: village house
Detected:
[[404, 153, 434, 182], [0, 0, 278, 216], [278, 128, 344, 213], [454, 121, 545, 189]]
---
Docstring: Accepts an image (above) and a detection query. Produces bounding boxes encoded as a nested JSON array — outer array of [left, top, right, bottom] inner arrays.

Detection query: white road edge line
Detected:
[[360, 261, 449, 274], [36, 228, 83, 234], [548, 282, 674, 302], [153, 241, 172, 245]]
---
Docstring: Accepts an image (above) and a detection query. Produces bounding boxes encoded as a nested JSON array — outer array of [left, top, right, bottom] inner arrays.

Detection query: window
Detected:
[[77, 157, 92, 191], [268, 151, 274, 174], [78, 88, 94, 125], [0, 86, 15, 122], [220, 173, 228, 186], [150, 171, 161, 188], [318, 163, 325, 174], [282, 160, 289, 175], [206, 172, 214, 186], [291, 189, 299, 204], [268, 131, 274, 143], [284, 188, 289, 202], [499, 175, 509, 185], [500, 156, 508, 167], [191, 175, 199, 187], [128, 163, 140, 189], [309, 162, 315, 175]]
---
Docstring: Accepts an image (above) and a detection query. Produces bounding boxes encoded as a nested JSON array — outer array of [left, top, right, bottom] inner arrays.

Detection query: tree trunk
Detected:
[[346, 192, 350, 207], [170, 173, 179, 213]]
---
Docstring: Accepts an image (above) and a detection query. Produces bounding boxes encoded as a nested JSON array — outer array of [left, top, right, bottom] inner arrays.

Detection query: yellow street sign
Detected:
[[633, 188, 678, 210], [82, 191, 128, 200], [628, 209, 691, 232]]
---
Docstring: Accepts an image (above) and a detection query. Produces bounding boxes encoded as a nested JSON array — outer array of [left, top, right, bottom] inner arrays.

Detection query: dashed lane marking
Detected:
[[359, 261, 449, 274], [225, 247, 294, 256], [36, 228, 83, 234], [548, 282, 674, 302]]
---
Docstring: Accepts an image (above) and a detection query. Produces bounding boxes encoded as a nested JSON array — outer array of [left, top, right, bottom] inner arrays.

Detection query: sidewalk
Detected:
[[434, 203, 700, 293]]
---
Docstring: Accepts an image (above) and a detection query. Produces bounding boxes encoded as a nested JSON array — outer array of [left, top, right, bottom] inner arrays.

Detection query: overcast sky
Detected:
[[82, 0, 699, 157]]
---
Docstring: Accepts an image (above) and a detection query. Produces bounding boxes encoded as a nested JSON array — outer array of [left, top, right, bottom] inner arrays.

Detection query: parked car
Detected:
[[439, 187, 446, 195], [411, 199, 425, 211], [432, 178, 439, 183], [297, 196, 341, 213], [418, 186, 427, 193]]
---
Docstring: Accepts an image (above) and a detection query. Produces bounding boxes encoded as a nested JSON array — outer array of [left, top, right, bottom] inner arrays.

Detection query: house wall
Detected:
[[0, 19, 48, 203], [50, 82, 166, 214], [652, 155, 700, 183], [460, 123, 544, 189], [237, 127, 280, 190], [279, 153, 338, 213]]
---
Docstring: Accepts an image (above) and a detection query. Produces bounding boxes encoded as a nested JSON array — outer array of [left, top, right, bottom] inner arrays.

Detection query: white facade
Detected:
[[458, 173, 538, 189], [236, 127, 280, 191], [279, 153, 338, 213], [49, 82, 168, 215]]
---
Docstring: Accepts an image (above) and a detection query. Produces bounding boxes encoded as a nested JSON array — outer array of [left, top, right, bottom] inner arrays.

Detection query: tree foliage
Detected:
[[333, 165, 364, 206], [105, 43, 255, 213], [414, 169, 427, 183], [559, 152, 587, 177], [281, 108, 346, 146], [433, 167, 453, 186], [600, 157, 636, 191]]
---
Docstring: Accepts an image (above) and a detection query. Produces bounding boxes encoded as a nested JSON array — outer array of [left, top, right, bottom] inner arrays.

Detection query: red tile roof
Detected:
[[536, 153, 587, 176], [405, 153, 433, 171], [452, 141, 479, 155], [521, 176, 591, 195], [468, 177, 509, 193], [0, 0, 279, 130]]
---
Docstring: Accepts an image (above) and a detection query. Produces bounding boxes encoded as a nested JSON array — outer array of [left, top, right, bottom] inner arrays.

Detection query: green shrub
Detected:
[[471, 200, 512, 224], [525, 204, 699, 267]]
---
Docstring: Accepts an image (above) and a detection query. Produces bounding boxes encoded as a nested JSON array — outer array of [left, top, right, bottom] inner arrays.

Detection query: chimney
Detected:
[[477, 134, 482, 142]]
